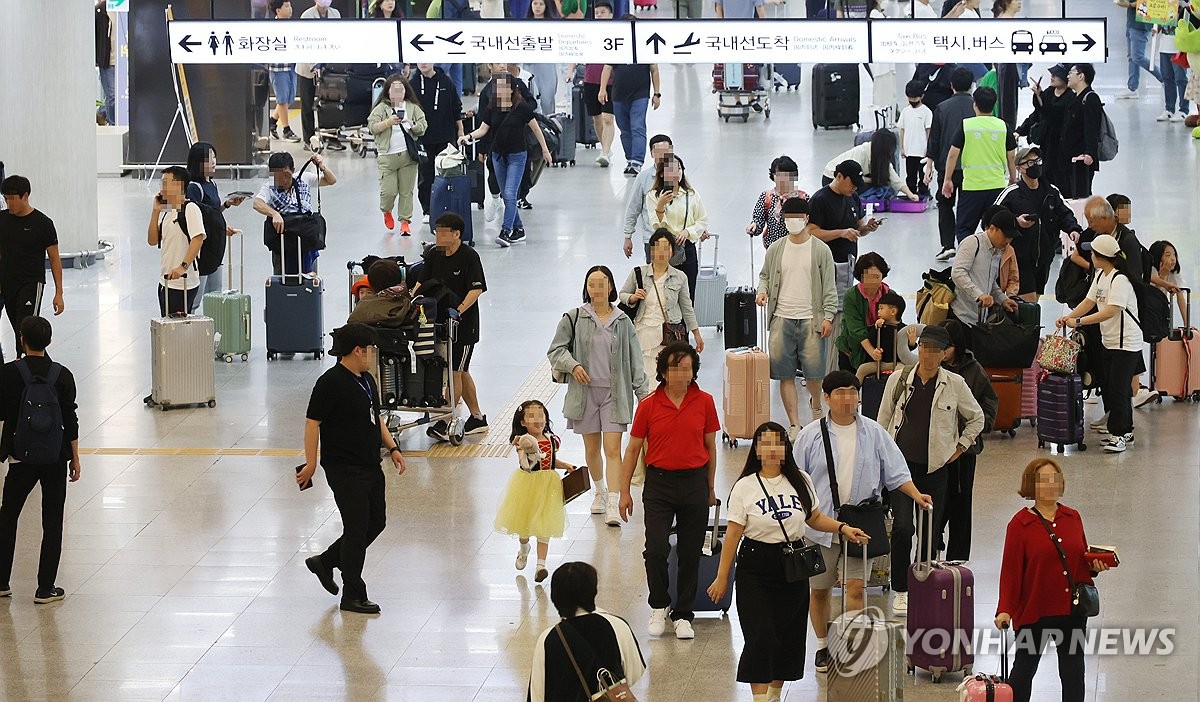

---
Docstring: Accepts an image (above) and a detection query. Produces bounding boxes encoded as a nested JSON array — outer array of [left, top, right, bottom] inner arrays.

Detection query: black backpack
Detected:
[[12, 360, 64, 465], [179, 196, 228, 276], [1118, 271, 1170, 344]]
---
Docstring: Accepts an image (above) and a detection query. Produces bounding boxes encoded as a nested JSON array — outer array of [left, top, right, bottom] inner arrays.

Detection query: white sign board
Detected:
[[167, 20, 400, 64], [870, 19, 1107, 64], [398, 20, 634, 63], [635, 19, 870, 63]]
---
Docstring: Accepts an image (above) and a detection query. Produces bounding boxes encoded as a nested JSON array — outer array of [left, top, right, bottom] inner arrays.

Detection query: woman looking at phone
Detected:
[[369, 74, 427, 236]]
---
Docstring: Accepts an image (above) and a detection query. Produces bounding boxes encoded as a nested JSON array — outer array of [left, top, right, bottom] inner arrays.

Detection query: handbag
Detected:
[[970, 306, 1041, 369], [754, 474, 826, 582], [821, 419, 891, 559], [554, 624, 639, 702], [666, 192, 691, 267], [400, 126, 428, 166], [617, 267, 643, 317], [561, 466, 591, 504], [1032, 509, 1100, 618], [651, 272, 688, 346], [550, 309, 581, 384], [1037, 328, 1081, 374]]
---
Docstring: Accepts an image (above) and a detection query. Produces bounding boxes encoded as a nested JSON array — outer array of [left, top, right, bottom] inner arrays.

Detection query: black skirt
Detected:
[[734, 538, 812, 684]]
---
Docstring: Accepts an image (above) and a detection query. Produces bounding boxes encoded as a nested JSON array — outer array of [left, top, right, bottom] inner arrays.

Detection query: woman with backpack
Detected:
[[184, 142, 244, 312]]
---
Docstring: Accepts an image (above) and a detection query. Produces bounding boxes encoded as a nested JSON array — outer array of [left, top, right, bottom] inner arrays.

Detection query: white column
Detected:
[[0, 3, 99, 256]]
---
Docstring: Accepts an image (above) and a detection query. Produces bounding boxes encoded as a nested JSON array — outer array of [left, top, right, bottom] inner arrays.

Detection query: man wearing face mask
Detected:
[[994, 146, 1082, 302], [756, 198, 839, 440]]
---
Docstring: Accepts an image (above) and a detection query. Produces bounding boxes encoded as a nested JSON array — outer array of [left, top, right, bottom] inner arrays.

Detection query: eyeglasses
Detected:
[[1019, 158, 1043, 167]]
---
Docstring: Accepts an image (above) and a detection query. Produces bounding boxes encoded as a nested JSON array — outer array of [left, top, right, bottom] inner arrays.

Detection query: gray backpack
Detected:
[[1089, 93, 1119, 162]]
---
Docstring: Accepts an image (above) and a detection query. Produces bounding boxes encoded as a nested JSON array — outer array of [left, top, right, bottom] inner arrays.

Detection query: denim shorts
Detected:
[[768, 316, 827, 381], [270, 70, 297, 106]]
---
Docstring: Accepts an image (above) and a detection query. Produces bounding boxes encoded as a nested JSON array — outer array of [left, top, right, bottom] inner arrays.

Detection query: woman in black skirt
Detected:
[[707, 422, 869, 702]]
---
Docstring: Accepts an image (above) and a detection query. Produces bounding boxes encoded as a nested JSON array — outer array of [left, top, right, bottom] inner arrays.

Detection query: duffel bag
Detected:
[[971, 306, 1040, 368]]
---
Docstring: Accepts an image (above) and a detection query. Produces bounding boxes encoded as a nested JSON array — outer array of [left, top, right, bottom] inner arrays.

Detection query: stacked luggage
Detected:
[[1035, 328, 1087, 452], [315, 64, 393, 131], [429, 146, 475, 245]]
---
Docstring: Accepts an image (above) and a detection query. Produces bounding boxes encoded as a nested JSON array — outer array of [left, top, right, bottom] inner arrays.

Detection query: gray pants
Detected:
[[190, 264, 226, 313]]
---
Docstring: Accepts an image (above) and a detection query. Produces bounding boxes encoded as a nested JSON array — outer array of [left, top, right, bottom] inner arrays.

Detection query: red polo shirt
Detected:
[[631, 383, 720, 470], [997, 505, 1095, 629]]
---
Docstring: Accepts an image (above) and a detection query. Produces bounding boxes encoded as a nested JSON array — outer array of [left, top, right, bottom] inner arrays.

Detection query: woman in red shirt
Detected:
[[995, 458, 1111, 702]]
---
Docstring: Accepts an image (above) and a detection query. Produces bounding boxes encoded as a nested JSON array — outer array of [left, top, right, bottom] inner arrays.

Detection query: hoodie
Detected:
[[412, 67, 464, 145]]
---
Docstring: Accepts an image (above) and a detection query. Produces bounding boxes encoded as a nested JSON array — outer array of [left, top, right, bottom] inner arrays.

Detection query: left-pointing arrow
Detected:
[[178, 34, 201, 52], [410, 34, 433, 51]]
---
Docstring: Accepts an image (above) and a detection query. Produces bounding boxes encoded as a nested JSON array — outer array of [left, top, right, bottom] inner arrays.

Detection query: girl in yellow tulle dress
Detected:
[[495, 400, 579, 583]]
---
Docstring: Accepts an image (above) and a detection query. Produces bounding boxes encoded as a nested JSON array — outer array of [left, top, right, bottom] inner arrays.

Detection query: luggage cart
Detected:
[[712, 64, 772, 123], [316, 72, 386, 158], [347, 259, 464, 445]]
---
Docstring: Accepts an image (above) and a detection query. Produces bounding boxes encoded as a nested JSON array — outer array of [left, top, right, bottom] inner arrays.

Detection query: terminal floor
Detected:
[[6, 56, 1199, 700]]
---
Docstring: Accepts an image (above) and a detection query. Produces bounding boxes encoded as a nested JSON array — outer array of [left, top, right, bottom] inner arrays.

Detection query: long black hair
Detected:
[[527, 0, 562, 18], [185, 141, 215, 185], [868, 129, 898, 188], [509, 399, 554, 442], [1150, 240, 1180, 275], [736, 422, 814, 517]]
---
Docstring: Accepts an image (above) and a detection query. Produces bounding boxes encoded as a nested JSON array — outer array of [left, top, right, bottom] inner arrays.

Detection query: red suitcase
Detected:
[[907, 509, 974, 683], [985, 368, 1023, 436], [1151, 288, 1200, 401]]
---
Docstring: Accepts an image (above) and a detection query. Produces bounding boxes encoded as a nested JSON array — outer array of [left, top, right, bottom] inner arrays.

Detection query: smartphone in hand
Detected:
[[295, 464, 313, 491]]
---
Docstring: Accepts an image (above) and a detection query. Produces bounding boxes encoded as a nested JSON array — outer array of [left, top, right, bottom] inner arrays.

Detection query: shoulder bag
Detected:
[[617, 267, 643, 317], [550, 309, 582, 384], [266, 159, 327, 253], [554, 623, 639, 702], [667, 192, 690, 267], [753, 474, 826, 582], [1032, 509, 1099, 618], [821, 419, 891, 559], [652, 273, 688, 347]]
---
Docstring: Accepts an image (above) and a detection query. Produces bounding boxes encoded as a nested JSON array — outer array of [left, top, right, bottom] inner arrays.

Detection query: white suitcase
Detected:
[[149, 312, 216, 411], [694, 233, 727, 329]]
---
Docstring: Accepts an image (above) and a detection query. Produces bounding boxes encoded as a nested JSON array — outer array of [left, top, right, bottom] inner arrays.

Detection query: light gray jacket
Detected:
[[757, 234, 839, 323], [950, 232, 1008, 323], [623, 164, 657, 245], [618, 265, 699, 331], [547, 305, 649, 425], [876, 365, 986, 472]]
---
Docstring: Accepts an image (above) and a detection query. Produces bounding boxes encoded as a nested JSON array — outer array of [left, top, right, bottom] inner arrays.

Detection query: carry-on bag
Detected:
[[774, 63, 802, 91], [1037, 328, 1081, 375], [573, 83, 599, 146], [265, 234, 325, 360], [827, 541, 905, 701], [722, 343, 771, 447], [1152, 288, 1200, 400], [956, 633, 1013, 701], [812, 64, 860, 129], [667, 500, 733, 614], [548, 112, 577, 166], [985, 367, 1023, 436], [723, 232, 758, 348], [860, 326, 898, 421], [907, 508, 975, 683], [1036, 371, 1086, 453], [971, 306, 1040, 369], [203, 231, 251, 363], [694, 234, 727, 329], [429, 173, 475, 245], [149, 278, 216, 411]]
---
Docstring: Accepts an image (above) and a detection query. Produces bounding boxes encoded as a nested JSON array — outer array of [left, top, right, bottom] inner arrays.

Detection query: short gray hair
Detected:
[[1084, 196, 1115, 222]]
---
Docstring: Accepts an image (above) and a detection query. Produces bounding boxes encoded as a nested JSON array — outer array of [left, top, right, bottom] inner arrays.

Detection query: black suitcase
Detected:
[[723, 286, 757, 349], [812, 63, 860, 129], [667, 501, 733, 614], [1036, 372, 1087, 453], [573, 84, 599, 146], [265, 237, 325, 360], [775, 63, 802, 91]]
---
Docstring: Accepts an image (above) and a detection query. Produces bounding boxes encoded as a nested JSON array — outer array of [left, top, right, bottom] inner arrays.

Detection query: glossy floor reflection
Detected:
[[5, 4, 1199, 700]]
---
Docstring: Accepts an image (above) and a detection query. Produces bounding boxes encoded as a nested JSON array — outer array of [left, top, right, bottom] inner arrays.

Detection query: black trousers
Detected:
[[1101, 348, 1139, 437], [0, 461, 68, 591], [3, 281, 44, 356], [678, 241, 699, 301], [905, 156, 929, 197], [889, 461, 948, 592], [734, 539, 809, 683], [417, 140, 450, 214], [934, 452, 976, 561], [936, 169, 962, 250], [157, 285, 200, 317], [319, 468, 387, 602], [298, 75, 317, 143], [642, 466, 708, 622], [1010, 614, 1088, 702], [1059, 161, 1094, 200], [955, 187, 1004, 243]]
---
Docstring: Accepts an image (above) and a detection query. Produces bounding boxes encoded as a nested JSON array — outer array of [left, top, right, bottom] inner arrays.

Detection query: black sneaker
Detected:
[[0, 585, 10, 597], [814, 647, 831, 673], [305, 555, 338, 596], [282, 127, 302, 143], [463, 415, 488, 435], [495, 230, 512, 248], [427, 420, 450, 442], [623, 165, 639, 176], [323, 139, 346, 151], [508, 228, 527, 244], [516, 198, 533, 210], [270, 127, 281, 141], [34, 587, 65, 604], [339, 598, 381, 614], [934, 247, 955, 262]]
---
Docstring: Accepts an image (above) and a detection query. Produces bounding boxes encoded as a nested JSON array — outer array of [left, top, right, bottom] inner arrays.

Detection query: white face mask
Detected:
[[784, 218, 807, 234], [316, 0, 333, 6]]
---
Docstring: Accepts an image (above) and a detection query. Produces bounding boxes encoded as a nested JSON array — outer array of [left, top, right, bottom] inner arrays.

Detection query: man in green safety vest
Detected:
[[941, 87, 1017, 245]]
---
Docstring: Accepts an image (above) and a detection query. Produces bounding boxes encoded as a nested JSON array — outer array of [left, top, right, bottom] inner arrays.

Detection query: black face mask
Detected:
[[1024, 164, 1043, 180], [908, 101, 921, 107]]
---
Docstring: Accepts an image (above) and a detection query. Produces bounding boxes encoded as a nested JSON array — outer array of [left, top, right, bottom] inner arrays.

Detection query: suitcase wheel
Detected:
[[267, 351, 276, 360], [208, 400, 216, 408], [907, 666, 915, 675], [242, 353, 249, 362], [931, 672, 942, 683], [448, 419, 465, 446], [1037, 439, 1045, 448], [223, 355, 233, 363], [1057, 445, 1065, 454], [1078, 442, 1086, 451], [160, 403, 170, 412]]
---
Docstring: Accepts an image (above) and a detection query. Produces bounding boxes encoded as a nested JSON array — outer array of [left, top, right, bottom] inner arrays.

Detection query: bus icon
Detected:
[[1011, 30, 1034, 54]]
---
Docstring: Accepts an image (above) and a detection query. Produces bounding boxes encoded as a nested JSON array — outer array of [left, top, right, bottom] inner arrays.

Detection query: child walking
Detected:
[[495, 400, 579, 583]]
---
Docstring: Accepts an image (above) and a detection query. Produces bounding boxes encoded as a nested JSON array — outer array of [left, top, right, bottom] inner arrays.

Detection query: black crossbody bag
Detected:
[[753, 474, 826, 583], [821, 418, 891, 559], [1032, 509, 1100, 618]]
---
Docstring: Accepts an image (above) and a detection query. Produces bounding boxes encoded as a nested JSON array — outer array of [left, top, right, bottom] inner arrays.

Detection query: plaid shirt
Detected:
[[266, 63, 294, 73]]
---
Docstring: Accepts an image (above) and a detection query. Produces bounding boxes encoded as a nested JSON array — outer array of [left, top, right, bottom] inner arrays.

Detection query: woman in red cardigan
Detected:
[[995, 458, 1110, 702]]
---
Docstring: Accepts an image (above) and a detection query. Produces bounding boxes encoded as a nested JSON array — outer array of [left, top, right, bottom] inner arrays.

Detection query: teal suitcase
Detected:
[[203, 234, 251, 363]]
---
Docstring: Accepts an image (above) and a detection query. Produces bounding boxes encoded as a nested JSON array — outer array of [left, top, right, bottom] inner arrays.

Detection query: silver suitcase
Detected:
[[149, 314, 216, 410], [694, 233, 727, 328], [826, 543, 904, 702]]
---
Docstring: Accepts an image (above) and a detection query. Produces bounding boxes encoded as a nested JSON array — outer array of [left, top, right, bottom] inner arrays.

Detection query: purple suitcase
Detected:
[[1036, 372, 1087, 453], [906, 509, 974, 683]]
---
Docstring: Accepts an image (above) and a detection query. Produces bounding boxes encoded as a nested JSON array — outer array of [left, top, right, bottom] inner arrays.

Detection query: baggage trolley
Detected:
[[712, 64, 772, 123]]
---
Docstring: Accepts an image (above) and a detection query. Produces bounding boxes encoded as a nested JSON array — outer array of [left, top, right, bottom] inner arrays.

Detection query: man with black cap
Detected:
[[949, 205, 1021, 323], [994, 145, 1082, 302], [298, 322, 407, 615], [876, 324, 984, 616]]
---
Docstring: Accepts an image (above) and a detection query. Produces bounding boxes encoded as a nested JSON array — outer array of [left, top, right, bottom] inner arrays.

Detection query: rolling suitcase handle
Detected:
[[161, 273, 189, 318], [226, 228, 245, 293], [839, 536, 871, 620], [914, 502, 936, 576], [697, 232, 719, 272], [702, 499, 723, 556]]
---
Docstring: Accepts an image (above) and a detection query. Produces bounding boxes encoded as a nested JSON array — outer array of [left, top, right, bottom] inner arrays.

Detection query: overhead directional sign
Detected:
[[167, 19, 400, 64], [870, 19, 1107, 64], [635, 19, 870, 63], [398, 20, 634, 63]]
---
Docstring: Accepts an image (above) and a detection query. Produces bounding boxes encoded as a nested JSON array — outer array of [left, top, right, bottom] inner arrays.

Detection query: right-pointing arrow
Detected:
[[646, 32, 666, 55], [1072, 34, 1096, 51], [410, 33, 433, 51]]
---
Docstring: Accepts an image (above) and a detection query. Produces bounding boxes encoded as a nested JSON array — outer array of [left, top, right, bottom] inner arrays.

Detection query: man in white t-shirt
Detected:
[[147, 166, 205, 317], [756, 198, 838, 439]]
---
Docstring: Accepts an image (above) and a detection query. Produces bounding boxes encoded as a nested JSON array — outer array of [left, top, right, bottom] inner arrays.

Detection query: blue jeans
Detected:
[[98, 66, 116, 123], [613, 98, 649, 167], [438, 63, 463, 96], [492, 151, 527, 232], [1126, 26, 1158, 91], [1160, 53, 1190, 113]]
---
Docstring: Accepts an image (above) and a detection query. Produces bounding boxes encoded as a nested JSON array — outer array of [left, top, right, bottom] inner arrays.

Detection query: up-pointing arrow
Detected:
[[410, 33, 433, 51], [646, 32, 666, 55], [178, 34, 201, 53], [1072, 34, 1096, 52]]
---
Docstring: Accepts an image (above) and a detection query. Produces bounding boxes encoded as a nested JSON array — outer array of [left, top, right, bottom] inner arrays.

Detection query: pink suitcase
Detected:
[[1152, 288, 1200, 401], [907, 509, 974, 683], [1020, 342, 1041, 421], [957, 634, 1013, 701], [722, 347, 770, 447]]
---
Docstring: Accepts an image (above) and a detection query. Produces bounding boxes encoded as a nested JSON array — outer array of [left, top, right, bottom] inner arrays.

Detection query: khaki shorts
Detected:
[[809, 539, 869, 590]]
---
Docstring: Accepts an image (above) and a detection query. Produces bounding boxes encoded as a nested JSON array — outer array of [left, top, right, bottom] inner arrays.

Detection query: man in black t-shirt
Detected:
[[805, 160, 878, 264], [415, 213, 489, 442], [0, 176, 66, 358], [600, 41, 662, 176], [298, 323, 407, 615]]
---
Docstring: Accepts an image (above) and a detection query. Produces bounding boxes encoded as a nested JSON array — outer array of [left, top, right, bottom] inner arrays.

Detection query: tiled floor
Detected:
[[3, 2, 1198, 700]]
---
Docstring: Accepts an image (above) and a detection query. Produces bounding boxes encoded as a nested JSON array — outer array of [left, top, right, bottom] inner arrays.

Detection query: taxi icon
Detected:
[[1011, 30, 1034, 54], [1039, 32, 1068, 55]]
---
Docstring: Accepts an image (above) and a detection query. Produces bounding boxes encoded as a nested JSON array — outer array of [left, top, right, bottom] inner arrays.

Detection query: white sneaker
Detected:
[[1090, 412, 1110, 432], [596, 152, 610, 167], [648, 607, 669, 636], [1157, 110, 1174, 122], [484, 195, 500, 223], [1084, 394, 1100, 405], [605, 493, 621, 527], [1172, 111, 1189, 123], [1133, 388, 1158, 408], [1103, 436, 1127, 453], [515, 542, 530, 570], [1117, 88, 1139, 100], [674, 619, 695, 640], [590, 489, 607, 515], [934, 247, 956, 262], [811, 403, 825, 421], [787, 424, 800, 442], [421, 213, 430, 225], [892, 591, 909, 617]]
